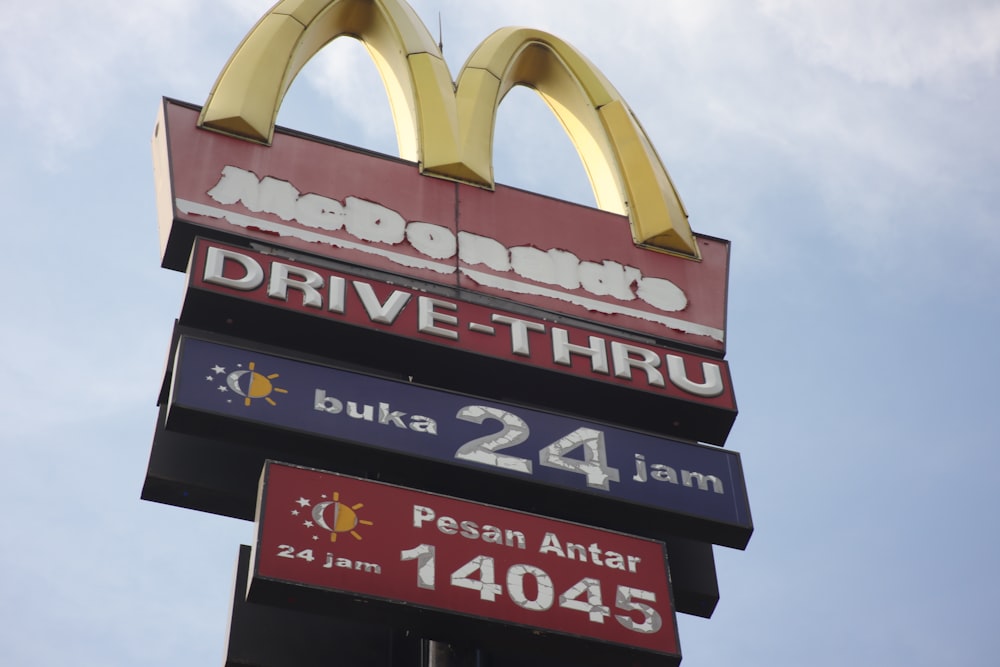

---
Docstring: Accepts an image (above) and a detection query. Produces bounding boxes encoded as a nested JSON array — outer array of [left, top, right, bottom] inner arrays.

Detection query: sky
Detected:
[[2, 0, 999, 665]]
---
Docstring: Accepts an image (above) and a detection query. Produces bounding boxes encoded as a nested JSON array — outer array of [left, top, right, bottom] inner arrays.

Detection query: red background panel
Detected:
[[254, 462, 679, 657]]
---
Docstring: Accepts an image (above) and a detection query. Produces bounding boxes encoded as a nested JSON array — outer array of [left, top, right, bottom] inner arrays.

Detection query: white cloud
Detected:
[[290, 38, 399, 154], [0, 0, 273, 168], [0, 322, 169, 440], [758, 0, 1000, 88]]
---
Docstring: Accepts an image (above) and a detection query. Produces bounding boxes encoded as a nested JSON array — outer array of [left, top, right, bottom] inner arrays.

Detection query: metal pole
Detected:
[[425, 640, 488, 667]]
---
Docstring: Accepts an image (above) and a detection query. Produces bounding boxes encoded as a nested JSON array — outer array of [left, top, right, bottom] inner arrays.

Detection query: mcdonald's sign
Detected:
[[143, 0, 749, 650], [152, 0, 732, 355]]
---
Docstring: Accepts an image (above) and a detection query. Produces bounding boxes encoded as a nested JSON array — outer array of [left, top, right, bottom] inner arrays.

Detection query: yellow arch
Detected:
[[199, 0, 461, 173], [452, 28, 694, 256], [199, 0, 697, 257]]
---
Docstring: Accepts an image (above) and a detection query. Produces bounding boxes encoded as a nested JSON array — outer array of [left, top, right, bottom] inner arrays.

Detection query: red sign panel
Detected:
[[185, 239, 737, 443], [250, 462, 679, 665], [155, 98, 729, 355]]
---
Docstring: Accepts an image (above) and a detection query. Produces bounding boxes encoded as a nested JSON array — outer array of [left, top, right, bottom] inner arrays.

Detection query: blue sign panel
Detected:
[[167, 336, 752, 548]]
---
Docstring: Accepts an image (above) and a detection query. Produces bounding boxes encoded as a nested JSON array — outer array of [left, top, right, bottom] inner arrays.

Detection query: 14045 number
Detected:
[[400, 543, 662, 634]]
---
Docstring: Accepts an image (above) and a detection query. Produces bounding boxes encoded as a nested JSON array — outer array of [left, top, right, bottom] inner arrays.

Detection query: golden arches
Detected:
[[198, 0, 457, 166], [199, 0, 697, 257]]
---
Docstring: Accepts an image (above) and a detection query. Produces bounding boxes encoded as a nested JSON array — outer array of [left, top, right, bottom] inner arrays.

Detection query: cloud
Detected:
[[0, 0, 273, 168], [284, 37, 399, 155], [757, 0, 1000, 88]]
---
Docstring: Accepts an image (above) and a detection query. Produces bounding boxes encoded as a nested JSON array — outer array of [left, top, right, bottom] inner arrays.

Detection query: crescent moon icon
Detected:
[[312, 501, 335, 532], [226, 370, 250, 396]]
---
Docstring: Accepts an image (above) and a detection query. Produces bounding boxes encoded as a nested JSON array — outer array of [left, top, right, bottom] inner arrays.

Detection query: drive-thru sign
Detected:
[[179, 239, 737, 444]]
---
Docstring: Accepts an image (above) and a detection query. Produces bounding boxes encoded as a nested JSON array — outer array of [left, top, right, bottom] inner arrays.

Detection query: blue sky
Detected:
[[2, 1, 999, 665]]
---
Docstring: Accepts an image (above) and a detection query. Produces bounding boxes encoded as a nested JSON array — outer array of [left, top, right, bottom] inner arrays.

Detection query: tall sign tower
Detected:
[[143, 1, 752, 664]]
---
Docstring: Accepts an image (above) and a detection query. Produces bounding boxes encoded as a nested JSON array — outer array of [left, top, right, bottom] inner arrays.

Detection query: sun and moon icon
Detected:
[[207, 361, 288, 407], [293, 492, 374, 543]]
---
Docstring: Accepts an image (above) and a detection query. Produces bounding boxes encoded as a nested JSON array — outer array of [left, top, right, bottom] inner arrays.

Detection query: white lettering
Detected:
[[492, 314, 545, 357], [343, 196, 406, 244], [482, 525, 503, 545], [206, 166, 266, 210], [267, 262, 324, 308], [637, 276, 688, 312], [354, 282, 411, 324], [314, 389, 343, 414], [552, 328, 609, 374], [203, 247, 264, 291], [437, 516, 458, 535], [538, 532, 642, 572], [327, 276, 346, 313], [459, 521, 479, 540], [605, 551, 625, 571], [198, 167, 714, 338], [197, 248, 725, 401], [579, 260, 641, 300], [458, 231, 511, 271], [682, 470, 725, 494], [346, 402, 374, 420], [406, 222, 456, 259], [378, 403, 407, 429], [504, 530, 526, 550], [611, 342, 665, 387], [413, 505, 435, 528], [538, 532, 565, 557], [417, 297, 459, 340], [510, 246, 581, 290], [296, 192, 345, 231], [666, 355, 724, 397], [255, 177, 300, 220], [627, 555, 641, 573], [633, 453, 647, 482], [413, 504, 525, 549], [650, 464, 678, 483], [314, 390, 437, 435], [409, 415, 438, 434], [323, 552, 382, 574]]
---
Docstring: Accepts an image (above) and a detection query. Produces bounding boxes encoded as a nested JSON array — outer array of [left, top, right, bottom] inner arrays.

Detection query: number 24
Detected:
[[454, 406, 621, 490]]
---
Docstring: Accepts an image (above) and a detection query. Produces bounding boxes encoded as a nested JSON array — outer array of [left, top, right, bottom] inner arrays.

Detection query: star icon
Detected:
[[212, 365, 226, 375], [291, 509, 299, 516], [304, 520, 314, 528], [217, 385, 228, 393], [295, 497, 310, 508]]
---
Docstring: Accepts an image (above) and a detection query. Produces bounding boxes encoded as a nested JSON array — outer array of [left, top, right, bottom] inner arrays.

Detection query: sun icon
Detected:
[[224, 361, 288, 407], [312, 491, 374, 543]]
